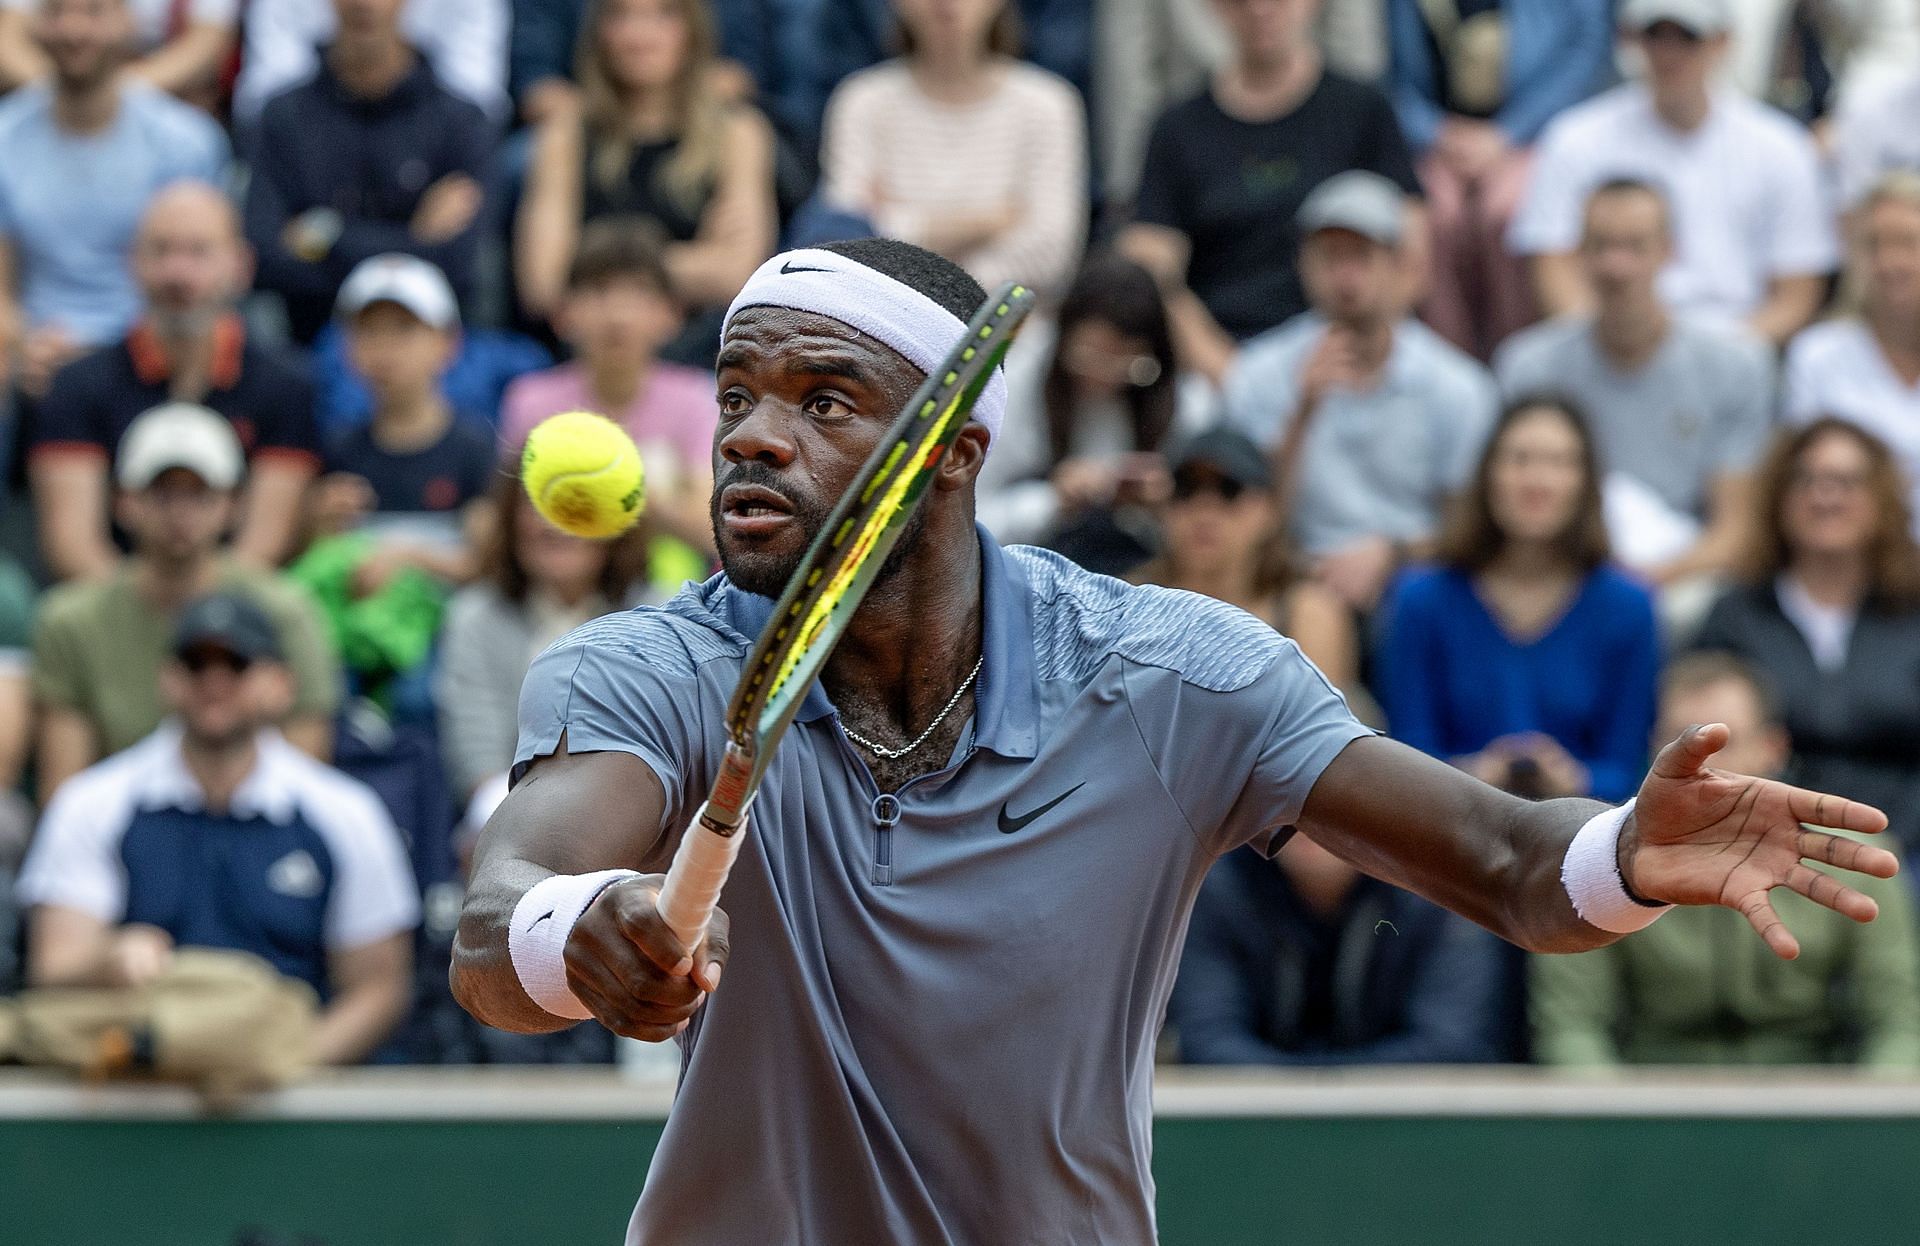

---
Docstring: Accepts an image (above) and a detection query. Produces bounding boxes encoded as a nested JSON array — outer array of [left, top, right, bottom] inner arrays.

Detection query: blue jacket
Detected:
[[1170, 846, 1510, 1066], [1385, 0, 1615, 150]]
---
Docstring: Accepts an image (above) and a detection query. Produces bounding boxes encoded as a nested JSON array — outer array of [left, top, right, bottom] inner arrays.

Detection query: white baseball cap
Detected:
[[335, 253, 460, 329], [117, 403, 246, 491], [1297, 171, 1408, 246], [1622, 0, 1732, 36]]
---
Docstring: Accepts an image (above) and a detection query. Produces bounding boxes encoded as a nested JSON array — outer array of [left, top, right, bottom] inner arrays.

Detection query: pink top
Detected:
[[498, 362, 719, 472]]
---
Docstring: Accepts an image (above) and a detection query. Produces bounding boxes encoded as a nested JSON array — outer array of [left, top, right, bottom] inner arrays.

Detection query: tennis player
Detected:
[[453, 239, 1897, 1245]]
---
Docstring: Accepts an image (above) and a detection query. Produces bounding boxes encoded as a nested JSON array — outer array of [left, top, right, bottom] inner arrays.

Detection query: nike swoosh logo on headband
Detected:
[[780, 261, 833, 275]]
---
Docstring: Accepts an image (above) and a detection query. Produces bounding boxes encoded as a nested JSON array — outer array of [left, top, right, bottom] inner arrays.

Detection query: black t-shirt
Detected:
[[1133, 73, 1421, 341], [324, 416, 497, 515], [32, 324, 321, 468]]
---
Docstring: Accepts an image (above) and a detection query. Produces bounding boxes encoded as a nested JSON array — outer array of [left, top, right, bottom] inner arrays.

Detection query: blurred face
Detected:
[[1300, 229, 1399, 325], [599, 0, 690, 92], [347, 303, 458, 405], [559, 276, 681, 369], [1057, 319, 1161, 400], [162, 647, 291, 750], [895, 0, 1005, 55], [1861, 198, 1920, 320], [332, 0, 405, 38], [1636, 23, 1725, 103], [1486, 407, 1588, 546], [134, 187, 251, 337], [514, 496, 612, 597], [1657, 679, 1787, 779], [1210, 0, 1320, 67], [1579, 189, 1670, 304], [35, 0, 131, 89], [1162, 466, 1275, 581], [117, 468, 234, 563], [1781, 430, 1879, 560]]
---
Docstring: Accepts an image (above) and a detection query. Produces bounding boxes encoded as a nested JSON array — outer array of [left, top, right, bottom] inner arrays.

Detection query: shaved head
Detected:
[[135, 180, 252, 337]]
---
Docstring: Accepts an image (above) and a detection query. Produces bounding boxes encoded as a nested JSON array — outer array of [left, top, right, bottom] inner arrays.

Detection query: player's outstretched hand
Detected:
[[1623, 724, 1900, 960], [564, 876, 729, 1041]]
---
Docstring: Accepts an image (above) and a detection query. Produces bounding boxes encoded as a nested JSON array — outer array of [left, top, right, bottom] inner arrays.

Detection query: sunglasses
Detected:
[[179, 649, 254, 676], [1171, 474, 1248, 504]]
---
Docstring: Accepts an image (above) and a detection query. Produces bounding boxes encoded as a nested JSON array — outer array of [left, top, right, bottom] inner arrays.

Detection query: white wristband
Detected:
[[1561, 799, 1671, 934], [508, 869, 642, 1019]]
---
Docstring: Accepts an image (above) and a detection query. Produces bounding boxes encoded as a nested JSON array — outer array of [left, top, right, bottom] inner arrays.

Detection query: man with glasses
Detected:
[[1509, 0, 1836, 347], [30, 402, 339, 804], [17, 591, 418, 1065]]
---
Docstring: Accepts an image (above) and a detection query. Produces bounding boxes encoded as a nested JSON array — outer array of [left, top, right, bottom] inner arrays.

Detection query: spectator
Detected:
[[1785, 173, 1920, 529], [1722, 0, 1918, 121], [0, 0, 238, 99], [1130, 427, 1358, 694], [1090, 0, 1227, 211], [1387, 0, 1614, 358], [515, 0, 777, 362], [1530, 651, 1920, 1069], [1832, 72, 1920, 212], [1509, 0, 1836, 347], [0, 0, 227, 397], [436, 472, 658, 806], [30, 181, 320, 583], [234, 0, 509, 125], [1495, 180, 1772, 588], [18, 591, 419, 1066], [307, 255, 495, 593], [975, 254, 1203, 561], [820, 0, 1087, 299], [1168, 835, 1508, 1066], [1223, 171, 1497, 613], [1377, 396, 1660, 803], [1120, 0, 1421, 385], [499, 217, 717, 560], [32, 404, 340, 806], [1692, 419, 1920, 863], [244, 0, 494, 344]]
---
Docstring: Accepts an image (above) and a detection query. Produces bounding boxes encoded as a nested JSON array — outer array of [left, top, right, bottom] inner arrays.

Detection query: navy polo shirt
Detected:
[[18, 726, 420, 996]]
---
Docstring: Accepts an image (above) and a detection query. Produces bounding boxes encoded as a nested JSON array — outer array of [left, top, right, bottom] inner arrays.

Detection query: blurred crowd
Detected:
[[4, 0, 1920, 1081]]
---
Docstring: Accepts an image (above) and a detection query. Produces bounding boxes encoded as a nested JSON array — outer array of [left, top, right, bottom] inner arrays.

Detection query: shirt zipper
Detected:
[[836, 724, 979, 887]]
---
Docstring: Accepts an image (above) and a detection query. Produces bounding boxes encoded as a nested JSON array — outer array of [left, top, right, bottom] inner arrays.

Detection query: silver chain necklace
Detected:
[[840, 655, 984, 760]]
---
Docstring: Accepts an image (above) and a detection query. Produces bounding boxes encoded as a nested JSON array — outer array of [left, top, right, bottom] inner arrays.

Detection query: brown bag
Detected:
[[1416, 0, 1510, 116], [0, 948, 318, 1099]]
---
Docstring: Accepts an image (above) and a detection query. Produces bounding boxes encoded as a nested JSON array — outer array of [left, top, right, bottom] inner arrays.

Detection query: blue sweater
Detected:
[[1385, 0, 1615, 151], [1378, 565, 1660, 802]]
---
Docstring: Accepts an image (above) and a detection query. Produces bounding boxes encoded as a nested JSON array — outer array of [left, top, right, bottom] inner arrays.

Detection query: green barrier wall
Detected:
[[8, 1113, 1920, 1245]]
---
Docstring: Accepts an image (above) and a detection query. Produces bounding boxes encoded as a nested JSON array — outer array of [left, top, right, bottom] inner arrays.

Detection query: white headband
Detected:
[[722, 249, 1009, 447]]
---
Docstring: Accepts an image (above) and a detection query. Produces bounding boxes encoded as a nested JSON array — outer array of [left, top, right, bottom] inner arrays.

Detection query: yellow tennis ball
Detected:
[[521, 411, 646, 538]]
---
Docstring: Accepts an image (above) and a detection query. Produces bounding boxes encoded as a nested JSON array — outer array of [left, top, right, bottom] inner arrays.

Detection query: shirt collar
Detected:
[[127, 314, 246, 390], [720, 524, 1042, 758], [129, 723, 301, 825]]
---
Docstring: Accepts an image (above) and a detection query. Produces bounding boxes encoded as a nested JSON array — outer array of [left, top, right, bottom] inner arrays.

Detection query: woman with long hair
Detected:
[[1693, 418, 1920, 858], [820, 0, 1086, 295], [516, 0, 776, 338], [1131, 427, 1359, 694], [1378, 395, 1659, 801], [977, 255, 1204, 570]]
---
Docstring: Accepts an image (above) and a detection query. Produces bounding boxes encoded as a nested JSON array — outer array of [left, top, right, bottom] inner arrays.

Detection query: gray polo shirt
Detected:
[[1493, 314, 1774, 519], [1222, 313, 1500, 557], [515, 532, 1370, 1245]]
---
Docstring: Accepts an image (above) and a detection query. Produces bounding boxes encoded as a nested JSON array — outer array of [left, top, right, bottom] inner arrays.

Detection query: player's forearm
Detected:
[[450, 860, 578, 1034]]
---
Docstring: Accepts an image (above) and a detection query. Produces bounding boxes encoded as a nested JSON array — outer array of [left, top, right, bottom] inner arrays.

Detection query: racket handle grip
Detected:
[[656, 803, 744, 953]]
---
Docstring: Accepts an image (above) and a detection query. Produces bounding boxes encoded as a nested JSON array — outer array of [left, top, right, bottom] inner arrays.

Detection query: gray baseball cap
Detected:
[[1297, 171, 1407, 247], [1622, 0, 1732, 36]]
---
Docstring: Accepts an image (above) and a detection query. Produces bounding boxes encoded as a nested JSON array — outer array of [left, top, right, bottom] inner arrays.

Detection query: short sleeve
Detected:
[[31, 351, 107, 451], [1124, 634, 1373, 858], [263, 580, 344, 719], [16, 774, 129, 921], [1763, 131, 1840, 277], [513, 635, 712, 838], [1507, 118, 1589, 256], [30, 595, 87, 711], [252, 353, 321, 458], [311, 780, 423, 949], [1357, 84, 1422, 197], [1779, 330, 1828, 425], [1131, 107, 1186, 230], [1708, 332, 1777, 474], [1438, 364, 1500, 489], [1221, 333, 1305, 451]]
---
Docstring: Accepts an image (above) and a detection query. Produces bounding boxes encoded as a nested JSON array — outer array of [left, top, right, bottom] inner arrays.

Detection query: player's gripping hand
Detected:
[[564, 877, 730, 1041]]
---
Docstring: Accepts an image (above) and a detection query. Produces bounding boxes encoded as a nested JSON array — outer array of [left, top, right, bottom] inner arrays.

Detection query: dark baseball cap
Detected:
[[171, 593, 283, 664], [1165, 427, 1273, 491]]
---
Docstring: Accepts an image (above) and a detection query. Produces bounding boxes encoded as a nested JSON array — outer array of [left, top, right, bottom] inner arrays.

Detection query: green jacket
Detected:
[[1531, 835, 1920, 1069]]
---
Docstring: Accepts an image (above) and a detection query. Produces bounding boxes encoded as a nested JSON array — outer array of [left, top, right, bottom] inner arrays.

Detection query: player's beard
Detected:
[[711, 462, 928, 599]]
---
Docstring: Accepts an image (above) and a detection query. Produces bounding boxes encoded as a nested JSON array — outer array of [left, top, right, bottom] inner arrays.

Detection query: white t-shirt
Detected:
[[1509, 84, 1839, 322], [1832, 72, 1920, 208], [0, 0, 238, 51], [1782, 317, 1920, 533]]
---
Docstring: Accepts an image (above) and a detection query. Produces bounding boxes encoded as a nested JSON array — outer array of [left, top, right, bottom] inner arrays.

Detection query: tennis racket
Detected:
[[655, 282, 1037, 951]]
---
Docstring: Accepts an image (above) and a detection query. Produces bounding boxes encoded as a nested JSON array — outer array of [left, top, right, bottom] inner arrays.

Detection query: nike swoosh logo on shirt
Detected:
[[997, 783, 1085, 834]]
